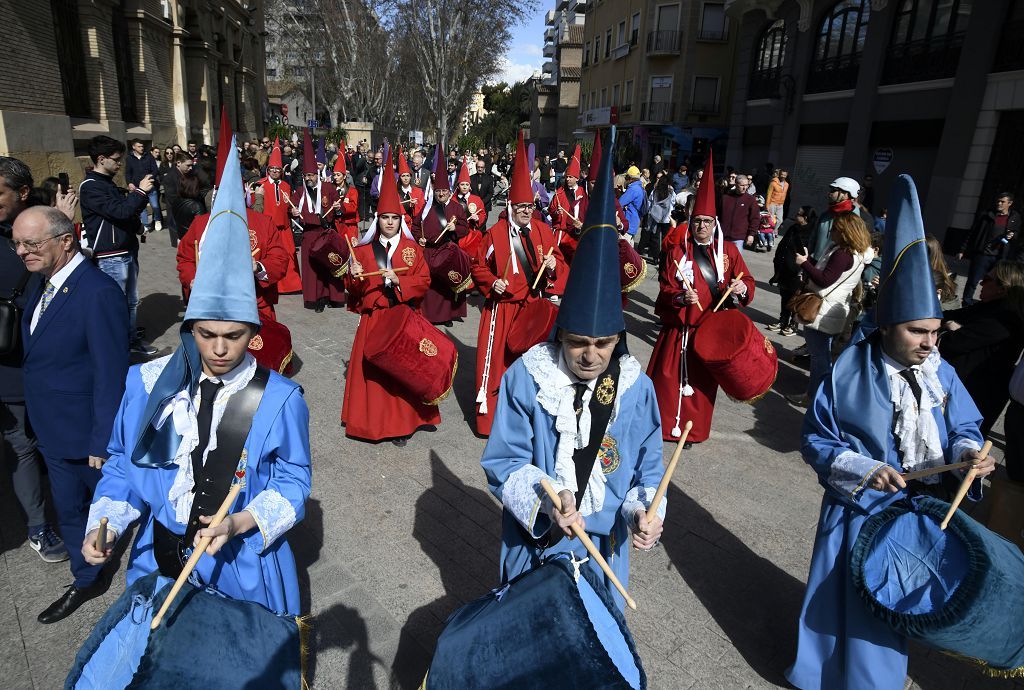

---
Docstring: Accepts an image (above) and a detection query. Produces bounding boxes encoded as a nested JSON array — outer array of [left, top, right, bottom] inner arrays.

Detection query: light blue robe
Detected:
[[481, 343, 666, 611], [786, 337, 983, 690], [86, 357, 312, 617]]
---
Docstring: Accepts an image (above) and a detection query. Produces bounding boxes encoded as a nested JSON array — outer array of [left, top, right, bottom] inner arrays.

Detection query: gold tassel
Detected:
[[943, 650, 1024, 679], [296, 614, 313, 690]]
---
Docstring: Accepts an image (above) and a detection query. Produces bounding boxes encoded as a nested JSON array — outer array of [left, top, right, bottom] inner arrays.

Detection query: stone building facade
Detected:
[[531, 1, 586, 156]]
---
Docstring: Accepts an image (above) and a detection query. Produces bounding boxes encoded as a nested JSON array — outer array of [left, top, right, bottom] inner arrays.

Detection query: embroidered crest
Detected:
[[595, 374, 616, 406], [322, 194, 328, 207], [723, 254, 731, 275], [328, 252, 343, 266], [248, 335, 264, 351], [402, 247, 416, 266], [447, 270, 463, 284], [624, 262, 637, 279], [764, 337, 774, 355], [419, 338, 438, 357], [249, 228, 258, 252], [598, 435, 620, 474]]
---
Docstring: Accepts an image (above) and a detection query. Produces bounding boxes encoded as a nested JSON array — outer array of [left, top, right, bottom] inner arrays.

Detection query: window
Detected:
[[618, 21, 626, 46], [605, 29, 612, 58], [266, 68, 277, 78], [581, 93, 588, 110], [583, 42, 590, 66], [623, 80, 634, 112], [601, 88, 607, 106], [807, 0, 871, 93], [883, 0, 971, 84], [648, 3, 681, 54], [645, 76, 674, 121], [612, 83, 620, 106], [699, 2, 728, 41], [111, 0, 138, 122], [594, 37, 601, 62], [691, 76, 720, 113], [50, 0, 91, 117], [631, 13, 641, 45], [749, 19, 786, 99]]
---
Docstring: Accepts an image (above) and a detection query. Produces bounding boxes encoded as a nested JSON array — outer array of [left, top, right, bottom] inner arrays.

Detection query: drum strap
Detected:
[[372, 240, 398, 306], [431, 204, 451, 243], [573, 357, 621, 508], [511, 227, 539, 292], [692, 244, 723, 305], [152, 365, 269, 578]]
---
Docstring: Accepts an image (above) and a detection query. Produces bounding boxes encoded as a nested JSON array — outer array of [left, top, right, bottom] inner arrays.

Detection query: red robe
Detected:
[[333, 185, 360, 237], [258, 177, 302, 295], [291, 181, 345, 306], [646, 239, 755, 442], [398, 185, 426, 229], [549, 185, 588, 264], [412, 199, 471, 324], [176, 209, 290, 320], [454, 191, 487, 256], [341, 235, 440, 440], [471, 218, 567, 435]]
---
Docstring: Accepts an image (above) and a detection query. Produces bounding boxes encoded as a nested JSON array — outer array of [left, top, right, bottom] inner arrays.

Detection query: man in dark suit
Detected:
[[14, 205, 129, 623], [470, 159, 495, 213], [411, 149, 431, 191]]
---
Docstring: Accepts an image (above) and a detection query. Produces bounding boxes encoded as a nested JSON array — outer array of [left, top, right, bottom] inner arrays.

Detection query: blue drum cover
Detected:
[[851, 496, 1024, 673], [426, 554, 646, 689], [65, 572, 304, 689]]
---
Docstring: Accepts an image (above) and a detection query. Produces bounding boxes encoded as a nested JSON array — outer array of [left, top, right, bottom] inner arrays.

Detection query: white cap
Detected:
[[831, 176, 860, 197]]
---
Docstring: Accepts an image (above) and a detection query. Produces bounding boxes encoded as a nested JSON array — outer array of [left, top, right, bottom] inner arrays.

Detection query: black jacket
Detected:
[[351, 153, 369, 188], [0, 221, 42, 401], [940, 298, 1024, 434], [772, 222, 812, 292], [79, 170, 148, 257], [172, 197, 206, 236], [125, 152, 159, 188], [470, 172, 495, 210], [959, 209, 1022, 259]]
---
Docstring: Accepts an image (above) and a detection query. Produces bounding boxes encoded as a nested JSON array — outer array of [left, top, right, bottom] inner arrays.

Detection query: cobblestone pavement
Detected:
[[0, 218, 1020, 689]]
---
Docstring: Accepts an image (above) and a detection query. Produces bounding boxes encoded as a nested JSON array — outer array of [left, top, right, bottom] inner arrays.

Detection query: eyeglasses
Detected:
[[511, 203, 534, 212], [9, 233, 69, 253], [692, 218, 716, 227]]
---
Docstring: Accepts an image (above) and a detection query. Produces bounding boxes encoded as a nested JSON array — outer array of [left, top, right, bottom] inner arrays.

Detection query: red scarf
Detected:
[[829, 198, 854, 214]]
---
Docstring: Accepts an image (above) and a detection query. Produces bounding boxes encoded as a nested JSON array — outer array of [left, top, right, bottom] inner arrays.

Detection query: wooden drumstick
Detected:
[[357, 266, 411, 278], [540, 479, 637, 610], [151, 478, 245, 629], [531, 247, 555, 291], [674, 259, 702, 312], [712, 271, 745, 313], [646, 421, 692, 524], [95, 517, 108, 553], [501, 252, 513, 281], [940, 440, 992, 530], [901, 460, 974, 482], [347, 235, 363, 281]]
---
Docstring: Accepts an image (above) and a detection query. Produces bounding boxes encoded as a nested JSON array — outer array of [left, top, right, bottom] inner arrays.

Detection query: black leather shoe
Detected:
[[38, 582, 104, 624], [683, 441, 694, 450], [314, 300, 327, 313]]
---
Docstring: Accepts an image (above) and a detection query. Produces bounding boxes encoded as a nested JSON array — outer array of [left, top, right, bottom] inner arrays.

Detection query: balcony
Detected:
[[611, 43, 630, 60], [542, 60, 556, 74], [546, 9, 556, 24], [647, 30, 681, 56], [689, 100, 720, 115], [882, 33, 964, 85], [543, 42, 556, 57], [697, 27, 729, 42], [805, 53, 861, 94], [748, 67, 781, 100], [640, 101, 675, 122]]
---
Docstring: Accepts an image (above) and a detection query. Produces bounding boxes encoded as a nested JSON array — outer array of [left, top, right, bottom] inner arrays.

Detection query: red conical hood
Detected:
[[396, 146, 411, 177], [457, 160, 472, 186], [565, 144, 582, 179], [432, 143, 449, 191], [268, 139, 282, 169], [587, 132, 603, 184], [376, 144, 403, 216], [214, 105, 232, 187], [333, 139, 347, 175], [301, 129, 317, 175], [691, 147, 717, 218], [509, 130, 533, 205]]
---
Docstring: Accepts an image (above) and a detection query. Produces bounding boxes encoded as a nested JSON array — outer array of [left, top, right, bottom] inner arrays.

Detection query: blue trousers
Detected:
[[44, 455, 103, 587], [805, 327, 834, 398], [97, 254, 139, 345], [139, 189, 162, 228], [963, 253, 998, 305]]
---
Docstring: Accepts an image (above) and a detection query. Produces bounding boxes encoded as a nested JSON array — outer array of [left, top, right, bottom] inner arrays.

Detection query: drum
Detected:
[[363, 304, 457, 405], [506, 298, 559, 356], [65, 572, 304, 689], [619, 239, 646, 293], [248, 317, 294, 375], [692, 309, 777, 402], [458, 229, 482, 257], [425, 555, 646, 689], [850, 496, 1024, 675], [308, 228, 349, 279], [426, 242, 473, 296]]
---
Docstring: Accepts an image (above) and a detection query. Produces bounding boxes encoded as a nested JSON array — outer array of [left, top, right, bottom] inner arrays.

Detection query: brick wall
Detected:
[[0, 1, 65, 113]]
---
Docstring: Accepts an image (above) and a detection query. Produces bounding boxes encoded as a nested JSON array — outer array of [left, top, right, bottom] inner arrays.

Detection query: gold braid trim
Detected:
[[453, 274, 474, 294], [296, 614, 312, 690], [943, 651, 1024, 679], [621, 258, 648, 293], [425, 352, 458, 405], [278, 350, 294, 375]]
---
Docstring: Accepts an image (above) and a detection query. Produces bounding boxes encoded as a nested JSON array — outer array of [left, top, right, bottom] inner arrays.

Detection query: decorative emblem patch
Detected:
[[328, 252, 343, 266], [624, 262, 637, 279], [595, 374, 616, 406], [249, 228, 258, 252], [322, 195, 329, 207], [448, 270, 463, 284], [764, 337, 774, 355], [723, 254, 731, 275], [419, 338, 438, 357], [248, 335, 264, 351], [598, 435, 620, 474], [402, 247, 416, 266]]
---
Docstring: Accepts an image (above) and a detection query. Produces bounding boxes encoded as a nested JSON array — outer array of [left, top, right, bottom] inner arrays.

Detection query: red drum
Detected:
[[363, 305, 457, 405], [426, 242, 473, 296], [619, 239, 646, 293], [506, 298, 559, 356], [308, 229, 348, 279], [693, 309, 777, 402], [458, 229, 482, 257], [248, 317, 294, 375]]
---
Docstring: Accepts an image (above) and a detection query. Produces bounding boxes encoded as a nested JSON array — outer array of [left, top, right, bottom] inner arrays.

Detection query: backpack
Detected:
[[639, 188, 651, 217]]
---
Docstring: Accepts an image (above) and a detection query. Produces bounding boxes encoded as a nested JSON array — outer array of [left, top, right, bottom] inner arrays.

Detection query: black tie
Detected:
[[573, 382, 588, 425], [899, 369, 922, 408], [191, 379, 223, 483]]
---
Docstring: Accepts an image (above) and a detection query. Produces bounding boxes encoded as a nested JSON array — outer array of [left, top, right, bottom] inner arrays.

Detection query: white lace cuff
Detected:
[[952, 437, 982, 463], [243, 489, 297, 554], [621, 486, 665, 525], [502, 465, 552, 539], [828, 450, 886, 498], [87, 497, 141, 541]]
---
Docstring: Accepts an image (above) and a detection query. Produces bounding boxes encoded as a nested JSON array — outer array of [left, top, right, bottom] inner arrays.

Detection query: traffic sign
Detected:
[[308, 119, 320, 128]]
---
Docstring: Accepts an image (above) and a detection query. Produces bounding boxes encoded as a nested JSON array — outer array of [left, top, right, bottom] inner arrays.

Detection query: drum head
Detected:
[[507, 300, 559, 356]]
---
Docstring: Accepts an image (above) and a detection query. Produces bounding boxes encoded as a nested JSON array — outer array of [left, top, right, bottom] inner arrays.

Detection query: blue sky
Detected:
[[494, 4, 551, 84]]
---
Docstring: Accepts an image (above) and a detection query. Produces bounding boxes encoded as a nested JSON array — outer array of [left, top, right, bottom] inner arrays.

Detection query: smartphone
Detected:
[[58, 172, 70, 193]]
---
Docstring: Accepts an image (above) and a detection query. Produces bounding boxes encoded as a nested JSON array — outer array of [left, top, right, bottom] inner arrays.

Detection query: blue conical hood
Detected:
[[183, 135, 260, 327], [876, 174, 942, 326], [554, 131, 625, 338]]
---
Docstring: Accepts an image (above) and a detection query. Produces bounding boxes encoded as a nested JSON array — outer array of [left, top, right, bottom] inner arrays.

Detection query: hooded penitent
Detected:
[[396, 146, 412, 178], [432, 142, 449, 191], [686, 146, 725, 281], [509, 130, 533, 206], [130, 135, 259, 469], [301, 129, 317, 175], [587, 132, 603, 185], [458, 161, 472, 186], [565, 144, 582, 180], [357, 143, 415, 247], [268, 139, 283, 169], [333, 140, 347, 176]]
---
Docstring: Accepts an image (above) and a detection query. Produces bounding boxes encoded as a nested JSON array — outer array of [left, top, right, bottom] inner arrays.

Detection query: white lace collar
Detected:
[[888, 348, 945, 477]]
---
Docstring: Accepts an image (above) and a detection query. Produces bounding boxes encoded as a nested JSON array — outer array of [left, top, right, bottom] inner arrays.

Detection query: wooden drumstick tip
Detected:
[[95, 517, 108, 552], [939, 440, 992, 531]]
